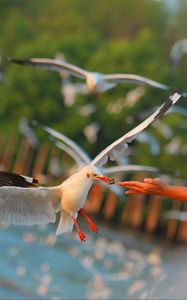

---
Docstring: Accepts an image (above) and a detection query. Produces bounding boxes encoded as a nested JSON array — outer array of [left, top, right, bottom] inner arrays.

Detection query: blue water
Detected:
[[0, 219, 186, 299]]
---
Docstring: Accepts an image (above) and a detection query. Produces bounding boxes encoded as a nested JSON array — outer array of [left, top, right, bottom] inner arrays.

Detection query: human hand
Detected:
[[118, 178, 168, 197]]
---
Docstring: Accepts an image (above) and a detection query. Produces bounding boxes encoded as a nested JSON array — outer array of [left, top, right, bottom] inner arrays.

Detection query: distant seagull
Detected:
[[170, 39, 187, 69], [61, 77, 88, 106], [106, 87, 146, 114], [0, 92, 181, 242], [19, 117, 39, 148], [54, 52, 89, 106], [9, 57, 170, 93], [136, 132, 160, 155], [163, 209, 187, 221], [83, 122, 100, 143], [76, 103, 96, 116]]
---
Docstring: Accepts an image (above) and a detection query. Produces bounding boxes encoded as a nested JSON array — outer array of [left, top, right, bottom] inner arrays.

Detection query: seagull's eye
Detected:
[[93, 173, 97, 177], [87, 173, 90, 178]]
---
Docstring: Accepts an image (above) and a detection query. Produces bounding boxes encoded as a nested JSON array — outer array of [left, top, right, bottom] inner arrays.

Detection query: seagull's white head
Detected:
[[82, 165, 115, 184], [86, 72, 116, 93], [86, 73, 103, 93]]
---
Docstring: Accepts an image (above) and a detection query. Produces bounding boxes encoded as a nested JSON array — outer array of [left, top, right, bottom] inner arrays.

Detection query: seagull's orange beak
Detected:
[[95, 175, 115, 185]]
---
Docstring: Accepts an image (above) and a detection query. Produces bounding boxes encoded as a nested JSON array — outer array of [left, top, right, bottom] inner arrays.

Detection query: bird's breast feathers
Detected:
[[61, 180, 92, 212]]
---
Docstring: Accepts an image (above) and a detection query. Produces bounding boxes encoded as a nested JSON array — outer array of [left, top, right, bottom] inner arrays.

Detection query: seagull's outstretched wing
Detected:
[[101, 164, 159, 174], [91, 92, 181, 167], [0, 171, 60, 225], [54, 140, 87, 167], [0, 171, 39, 187], [9, 58, 87, 79], [33, 122, 91, 164], [103, 74, 169, 90]]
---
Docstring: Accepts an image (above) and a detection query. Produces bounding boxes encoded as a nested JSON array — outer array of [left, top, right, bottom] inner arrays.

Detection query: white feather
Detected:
[[0, 186, 61, 225], [56, 211, 77, 235], [91, 92, 181, 167], [104, 73, 169, 90], [34, 123, 91, 164]]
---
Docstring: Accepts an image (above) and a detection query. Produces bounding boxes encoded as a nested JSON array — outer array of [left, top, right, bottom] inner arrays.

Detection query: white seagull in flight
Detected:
[[34, 123, 160, 196], [54, 52, 89, 106], [170, 39, 187, 69], [9, 57, 170, 93], [0, 92, 181, 241]]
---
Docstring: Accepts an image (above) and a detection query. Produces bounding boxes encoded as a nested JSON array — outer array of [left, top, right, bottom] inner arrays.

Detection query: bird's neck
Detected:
[[62, 170, 93, 189]]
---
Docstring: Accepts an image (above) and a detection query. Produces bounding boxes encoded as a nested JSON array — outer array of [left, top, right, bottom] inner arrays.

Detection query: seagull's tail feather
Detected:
[[56, 211, 76, 235], [99, 81, 116, 92]]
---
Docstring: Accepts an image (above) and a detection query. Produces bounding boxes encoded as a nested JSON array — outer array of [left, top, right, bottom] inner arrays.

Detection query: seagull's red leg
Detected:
[[71, 215, 86, 242], [79, 208, 98, 233]]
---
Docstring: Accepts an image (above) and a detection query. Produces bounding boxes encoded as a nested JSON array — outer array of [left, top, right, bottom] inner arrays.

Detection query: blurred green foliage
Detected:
[[0, 0, 187, 177]]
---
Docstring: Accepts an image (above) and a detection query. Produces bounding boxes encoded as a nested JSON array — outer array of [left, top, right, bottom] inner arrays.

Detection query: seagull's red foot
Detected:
[[80, 208, 98, 233], [78, 231, 86, 242], [71, 215, 86, 242], [89, 221, 98, 233]]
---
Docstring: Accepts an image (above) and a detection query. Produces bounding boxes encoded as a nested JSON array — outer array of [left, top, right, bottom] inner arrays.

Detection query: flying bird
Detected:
[[9, 57, 170, 93], [170, 39, 187, 69], [19, 117, 39, 148], [0, 92, 181, 241], [34, 123, 160, 196], [54, 52, 89, 106]]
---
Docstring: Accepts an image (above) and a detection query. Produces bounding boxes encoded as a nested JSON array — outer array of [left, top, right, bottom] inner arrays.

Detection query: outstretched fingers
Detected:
[[118, 177, 167, 196], [144, 177, 162, 184], [118, 181, 147, 195], [119, 178, 156, 195], [125, 189, 143, 195], [118, 181, 146, 189]]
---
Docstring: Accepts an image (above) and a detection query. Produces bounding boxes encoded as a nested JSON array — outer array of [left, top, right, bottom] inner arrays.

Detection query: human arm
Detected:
[[118, 178, 187, 202]]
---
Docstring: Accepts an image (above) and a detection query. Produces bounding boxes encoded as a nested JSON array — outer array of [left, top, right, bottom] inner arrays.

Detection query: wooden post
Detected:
[[165, 201, 182, 240], [102, 191, 118, 221], [121, 173, 145, 228], [177, 220, 187, 242], [144, 196, 162, 233], [176, 203, 187, 242], [85, 183, 105, 215], [1, 136, 18, 170], [129, 196, 144, 228], [32, 144, 50, 178], [12, 139, 34, 174]]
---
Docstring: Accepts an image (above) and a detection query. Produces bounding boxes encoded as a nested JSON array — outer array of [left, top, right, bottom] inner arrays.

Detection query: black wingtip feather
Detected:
[[0, 171, 39, 188], [154, 92, 181, 121], [7, 58, 31, 66]]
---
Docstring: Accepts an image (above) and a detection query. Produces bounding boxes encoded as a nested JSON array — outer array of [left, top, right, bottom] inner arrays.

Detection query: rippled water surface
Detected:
[[0, 219, 187, 299]]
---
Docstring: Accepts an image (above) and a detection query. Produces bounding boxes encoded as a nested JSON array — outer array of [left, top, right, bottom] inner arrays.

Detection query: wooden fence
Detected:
[[1, 133, 187, 242]]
